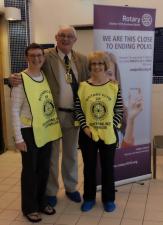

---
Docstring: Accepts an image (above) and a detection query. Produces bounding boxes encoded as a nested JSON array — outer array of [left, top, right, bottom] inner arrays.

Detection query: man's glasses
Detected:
[[57, 33, 75, 40], [91, 62, 105, 66]]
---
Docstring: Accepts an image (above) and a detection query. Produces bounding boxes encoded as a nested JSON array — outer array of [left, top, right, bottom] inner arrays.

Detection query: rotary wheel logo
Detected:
[[90, 101, 107, 120], [43, 99, 55, 118], [141, 14, 152, 27]]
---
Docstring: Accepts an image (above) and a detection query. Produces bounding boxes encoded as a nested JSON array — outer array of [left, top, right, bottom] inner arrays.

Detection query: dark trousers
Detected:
[[21, 128, 52, 215], [79, 129, 116, 203]]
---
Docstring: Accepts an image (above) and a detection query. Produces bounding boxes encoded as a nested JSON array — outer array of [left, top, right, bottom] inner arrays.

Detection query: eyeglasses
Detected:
[[57, 33, 75, 40], [28, 54, 44, 58], [91, 62, 105, 66]]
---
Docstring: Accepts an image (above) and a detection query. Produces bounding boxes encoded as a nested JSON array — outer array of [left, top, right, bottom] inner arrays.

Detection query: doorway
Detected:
[[0, 15, 6, 153]]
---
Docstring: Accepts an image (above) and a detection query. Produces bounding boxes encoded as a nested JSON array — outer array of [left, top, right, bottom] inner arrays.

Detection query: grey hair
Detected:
[[57, 25, 77, 38]]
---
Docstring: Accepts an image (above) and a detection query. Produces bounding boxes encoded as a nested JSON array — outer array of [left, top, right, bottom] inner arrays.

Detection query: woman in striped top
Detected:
[[75, 51, 123, 212]]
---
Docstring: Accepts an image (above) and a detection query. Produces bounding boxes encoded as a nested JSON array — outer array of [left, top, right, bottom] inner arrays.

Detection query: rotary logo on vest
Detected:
[[43, 98, 55, 118], [90, 101, 108, 120]]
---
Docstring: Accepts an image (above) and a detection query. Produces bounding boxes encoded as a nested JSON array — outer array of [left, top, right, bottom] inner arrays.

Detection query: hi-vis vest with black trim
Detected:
[[78, 81, 118, 144], [21, 71, 62, 147]]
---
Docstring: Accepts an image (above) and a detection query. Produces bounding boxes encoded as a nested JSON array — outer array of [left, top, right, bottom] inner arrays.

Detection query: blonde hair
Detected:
[[87, 51, 110, 71]]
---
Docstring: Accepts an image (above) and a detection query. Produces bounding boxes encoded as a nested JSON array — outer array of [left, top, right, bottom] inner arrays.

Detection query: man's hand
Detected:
[[16, 141, 27, 152], [10, 73, 22, 87]]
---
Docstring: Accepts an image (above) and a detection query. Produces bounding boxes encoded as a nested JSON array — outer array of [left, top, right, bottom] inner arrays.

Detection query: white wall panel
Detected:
[[30, 0, 163, 44]]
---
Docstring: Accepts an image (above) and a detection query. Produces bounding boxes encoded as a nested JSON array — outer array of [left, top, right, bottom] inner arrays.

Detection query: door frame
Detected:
[[0, 15, 8, 151]]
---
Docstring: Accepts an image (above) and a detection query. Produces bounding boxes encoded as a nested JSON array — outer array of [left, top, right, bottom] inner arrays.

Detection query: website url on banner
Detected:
[[130, 68, 151, 72], [114, 161, 138, 168]]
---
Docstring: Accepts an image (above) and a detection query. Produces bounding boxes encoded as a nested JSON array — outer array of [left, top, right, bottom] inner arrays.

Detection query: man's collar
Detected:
[[57, 47, 72, 60]]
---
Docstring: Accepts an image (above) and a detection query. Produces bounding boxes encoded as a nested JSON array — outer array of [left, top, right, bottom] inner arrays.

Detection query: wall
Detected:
[[4, 0, 30, 73], [30, 0, 93, 43], [3, 0, 163, 148], [3, 0, 29, 149], [0, 0, 4, 7], [0, 16, 12, 149], [29, 0, 163, 142], [30, 0, 163, 44], [152, 85, 163, 137], [74, 29, 93, 55]]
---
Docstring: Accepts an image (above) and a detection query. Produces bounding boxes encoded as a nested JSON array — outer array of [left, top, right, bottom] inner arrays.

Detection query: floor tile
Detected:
[[0, 193, 19, 209], [1, 178, 19, 186], [76, 215, 100, 225], [1, 150, 163, 225], [123, 203, 145, 220], [102, 204, 124, 219], [62, 202, 82, 215], [6, 198, 21, 210], [127, 193, 148, 204], [98, 217, 121, 225], [80, 203, 103, 218], [116, 184, 132, 193], [41, 213, 60, 224], [146, 194, 163, 210], [144, 209, 163, 222], [131, 181, 150, 194], [55, 214, 80, 225], [0, 184, 12, 192], [0, 220, 13, 225], [9, 185, 21, 194], [0, 209, 19, 221], [121, 219, 142, 225], [143, 221, 163, 225]]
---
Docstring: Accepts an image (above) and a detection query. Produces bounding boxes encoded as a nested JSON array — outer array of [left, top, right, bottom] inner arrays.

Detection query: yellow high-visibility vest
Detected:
[[21, 71, 62, 147], [78, 81, 119, 144]]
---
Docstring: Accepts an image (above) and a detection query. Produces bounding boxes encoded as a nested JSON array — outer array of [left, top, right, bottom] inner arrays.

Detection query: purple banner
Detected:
[[95, 5, 155, 185], [94, 5, 156, 31], [114, 144, 151, 181]]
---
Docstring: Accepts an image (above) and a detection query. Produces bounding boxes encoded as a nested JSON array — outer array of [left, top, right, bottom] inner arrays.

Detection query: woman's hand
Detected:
[[16, 141, 27, 152], [83, 127, 92, 138]]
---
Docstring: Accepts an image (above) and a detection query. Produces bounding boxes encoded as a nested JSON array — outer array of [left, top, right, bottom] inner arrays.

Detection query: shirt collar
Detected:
[[57, 48, 72, 61]]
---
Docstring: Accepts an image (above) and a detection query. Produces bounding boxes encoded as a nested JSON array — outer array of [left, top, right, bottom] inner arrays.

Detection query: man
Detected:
[[10, 25, 89, 207], [43, 25, 89, 206]]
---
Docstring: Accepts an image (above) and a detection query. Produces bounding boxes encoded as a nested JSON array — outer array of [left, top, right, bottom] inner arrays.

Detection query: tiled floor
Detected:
[[0, 150, 163, 225]]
